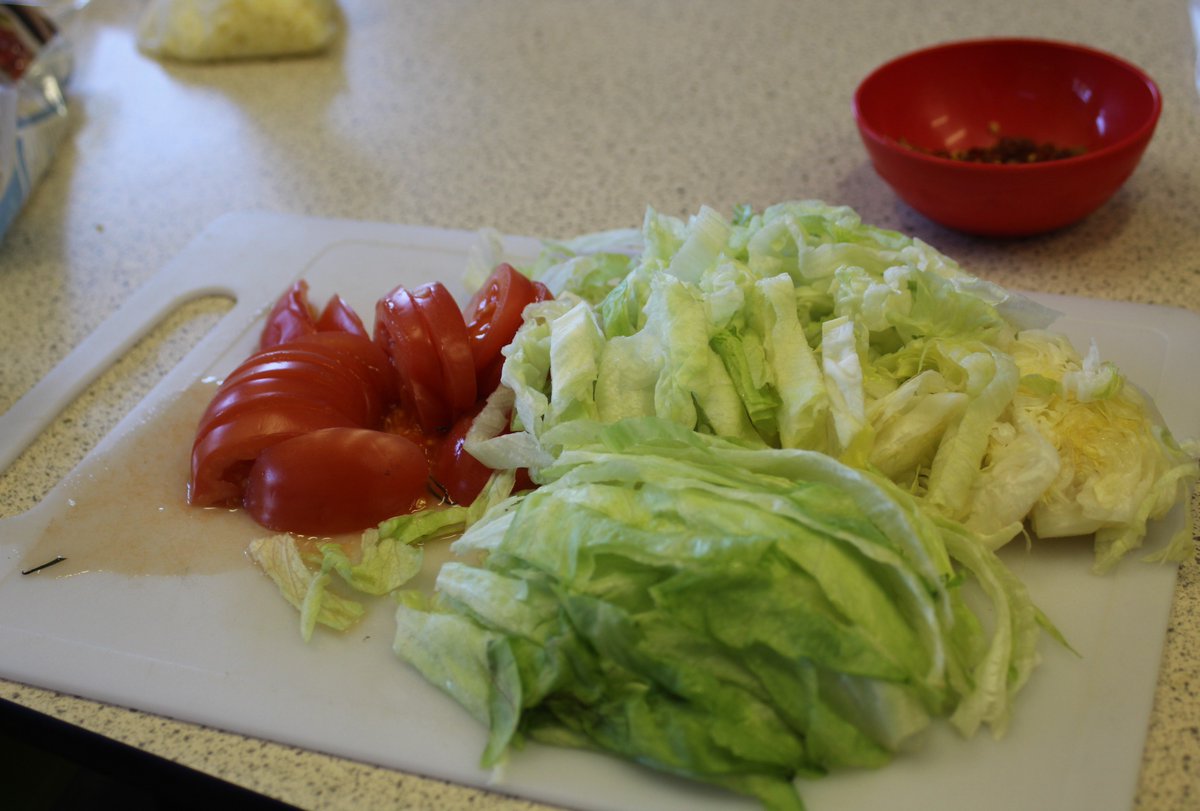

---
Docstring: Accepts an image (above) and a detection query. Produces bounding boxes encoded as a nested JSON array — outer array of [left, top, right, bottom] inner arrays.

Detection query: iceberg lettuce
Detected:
[[1008, 330, 1197, 571], [506, 201, 1195, 570], [393, 419, 1045, 810]]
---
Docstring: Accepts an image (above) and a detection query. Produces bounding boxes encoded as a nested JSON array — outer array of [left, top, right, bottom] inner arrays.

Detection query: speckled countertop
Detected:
[[1, 1, 1198, 809]]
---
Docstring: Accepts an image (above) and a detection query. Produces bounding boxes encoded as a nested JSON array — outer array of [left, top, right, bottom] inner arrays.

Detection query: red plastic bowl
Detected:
[[852, 38, 1162, 236]]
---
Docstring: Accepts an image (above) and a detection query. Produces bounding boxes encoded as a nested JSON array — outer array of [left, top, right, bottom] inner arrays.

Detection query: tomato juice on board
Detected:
[[19, 382, 459, 591], [21, 384, 261, 579]]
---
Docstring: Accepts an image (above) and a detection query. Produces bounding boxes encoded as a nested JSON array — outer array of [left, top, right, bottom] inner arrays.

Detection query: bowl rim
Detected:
[[851, 36, 1163, 174]]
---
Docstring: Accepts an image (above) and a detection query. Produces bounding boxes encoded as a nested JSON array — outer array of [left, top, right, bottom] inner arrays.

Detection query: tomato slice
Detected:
[[430, 406, 534, 506], [191, 274, 539, 527], [194, 375, 369, 448], [261, 282, 375, 350], [374, 286, 451, 433], [243, 428, 431, 535], [212, 361, 373, 430], [287, 331, 398, 411], [463, 264, 538, 375], [474, 354, 506, 400], [212, 343, 390, 432], [410, 282, 477, 418], [430, 408, 489, 506], [189, 406, 354, 507], [316, 294, 369, 339], [383, 404, 444, 464], [190, 331, 398, 507], [260, 281, 318, 350]]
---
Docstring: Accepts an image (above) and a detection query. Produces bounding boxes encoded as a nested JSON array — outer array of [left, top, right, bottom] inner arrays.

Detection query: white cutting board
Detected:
[[0, 211, 1197, 811]]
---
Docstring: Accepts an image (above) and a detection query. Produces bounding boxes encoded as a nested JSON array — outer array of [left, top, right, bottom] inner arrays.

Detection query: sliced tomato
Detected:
[[410, 282, 477, 418], [189, 331, 397, 507], [214, 347, 378, 407], [195, 376, 368, 445], [430, 406, 534, 506], [260, 281, 318, 350], [463, 264, 538, 375], [430, 408, 492, 506], [211, 362, 373, 430], [474, 355, 506, 400], [211, 337, 394, 433], [316, 294, 369, 339], [189, 405, 354, 507], [191, 274, 538, 527], [530, 280, 553, 302], [288, 331, 398, 411], [261, 282, 374, 350], [383, 404, 444, 464], [374, 286, 450, 433], [243, 428, 431, 535]]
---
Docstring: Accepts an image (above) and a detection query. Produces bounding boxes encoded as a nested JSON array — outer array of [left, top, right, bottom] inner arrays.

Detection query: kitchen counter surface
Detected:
[[1, 1, 1197, 809]]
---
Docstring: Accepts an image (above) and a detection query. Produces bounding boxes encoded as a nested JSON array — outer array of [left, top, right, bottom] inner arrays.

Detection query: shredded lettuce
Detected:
[[505, 201, 1196, 571], [393, 419, 1047, 810], [247, 534, 367, 641], [247, 507, 477, 641]]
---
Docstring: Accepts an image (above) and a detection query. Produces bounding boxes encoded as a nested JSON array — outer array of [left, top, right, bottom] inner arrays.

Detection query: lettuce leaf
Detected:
[[394, 418, 1046, 810], [246, 507, 471, 640]]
